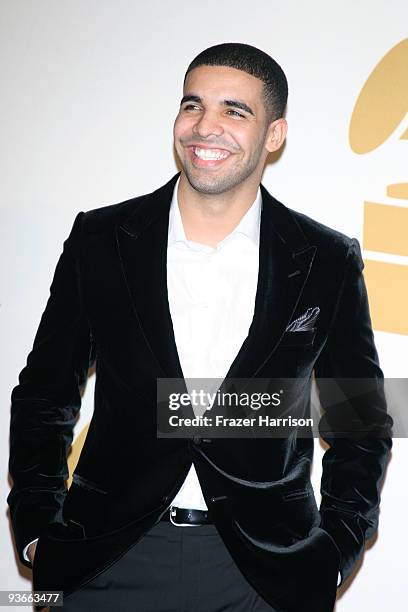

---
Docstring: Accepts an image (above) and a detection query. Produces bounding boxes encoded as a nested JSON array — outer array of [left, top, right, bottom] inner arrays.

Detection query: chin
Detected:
[[187, 176, 232, 195], [183, 167, 244, 196]]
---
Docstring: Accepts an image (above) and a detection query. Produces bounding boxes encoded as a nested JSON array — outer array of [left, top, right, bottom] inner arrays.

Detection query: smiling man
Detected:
[[8, 43, 391, 612], [174, 61, 287, 246]]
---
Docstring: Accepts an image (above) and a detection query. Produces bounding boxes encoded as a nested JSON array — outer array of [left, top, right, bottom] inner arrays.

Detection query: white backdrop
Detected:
[[1, 1, 407, 610]]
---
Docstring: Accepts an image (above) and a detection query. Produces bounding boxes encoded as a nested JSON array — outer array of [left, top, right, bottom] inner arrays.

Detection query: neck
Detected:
[[177, 172, 260, 247]]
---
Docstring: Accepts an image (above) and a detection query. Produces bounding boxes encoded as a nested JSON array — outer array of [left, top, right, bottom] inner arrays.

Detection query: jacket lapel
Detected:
[[116, 174, 316, 381], [225, 185, 316, 379], [116, 174, 184, 378]]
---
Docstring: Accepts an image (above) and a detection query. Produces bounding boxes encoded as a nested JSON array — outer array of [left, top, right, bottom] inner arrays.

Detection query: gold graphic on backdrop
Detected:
[[349, 38, 408, 335], [349, 38, 408, 153], [67, 423, 89, 486]]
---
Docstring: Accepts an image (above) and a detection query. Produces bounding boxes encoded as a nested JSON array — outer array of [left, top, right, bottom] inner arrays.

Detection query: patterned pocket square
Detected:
[[286, 306, 320, 332]]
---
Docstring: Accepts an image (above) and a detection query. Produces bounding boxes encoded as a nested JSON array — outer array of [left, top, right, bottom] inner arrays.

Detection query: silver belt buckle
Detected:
[[169, 505, 200, 527]]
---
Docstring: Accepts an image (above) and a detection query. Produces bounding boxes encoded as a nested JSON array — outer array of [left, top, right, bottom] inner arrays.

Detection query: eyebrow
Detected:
[[180, 94, 254, 116]]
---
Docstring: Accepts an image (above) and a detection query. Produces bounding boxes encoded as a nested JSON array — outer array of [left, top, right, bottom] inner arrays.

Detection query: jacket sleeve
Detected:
[[314, 238, 393, 586], [7, 212, 93, 567]]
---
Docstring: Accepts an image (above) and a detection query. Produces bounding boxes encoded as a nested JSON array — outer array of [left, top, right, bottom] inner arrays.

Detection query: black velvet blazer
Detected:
[[8, 173, 392, 612]]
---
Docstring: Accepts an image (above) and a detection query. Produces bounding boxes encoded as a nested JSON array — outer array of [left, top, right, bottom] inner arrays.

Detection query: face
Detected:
[[173, 65, 286, 195]]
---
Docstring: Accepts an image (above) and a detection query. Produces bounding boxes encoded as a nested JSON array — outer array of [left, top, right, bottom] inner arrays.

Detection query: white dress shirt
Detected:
[[167, 179, 261, 510]]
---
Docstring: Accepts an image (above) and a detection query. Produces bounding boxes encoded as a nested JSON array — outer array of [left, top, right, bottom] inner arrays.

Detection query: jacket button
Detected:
[[209, 496, 227, 503], [192, 436, 201, 445]]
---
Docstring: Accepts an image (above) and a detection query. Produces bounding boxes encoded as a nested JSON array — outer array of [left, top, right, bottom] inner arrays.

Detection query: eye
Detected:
[[183, 104, 201, 112], [226, 109, 245, 118]]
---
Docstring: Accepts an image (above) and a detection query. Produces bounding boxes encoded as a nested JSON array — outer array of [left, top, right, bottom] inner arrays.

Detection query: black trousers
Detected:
[[53, 520, 276, 611]]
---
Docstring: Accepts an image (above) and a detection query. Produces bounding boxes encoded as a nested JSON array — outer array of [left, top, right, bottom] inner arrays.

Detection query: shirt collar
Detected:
[[168, 177, 262, 249]]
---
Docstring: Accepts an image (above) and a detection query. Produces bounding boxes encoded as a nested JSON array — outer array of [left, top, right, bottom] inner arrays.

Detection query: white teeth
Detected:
[[194, 147, 229, 160]]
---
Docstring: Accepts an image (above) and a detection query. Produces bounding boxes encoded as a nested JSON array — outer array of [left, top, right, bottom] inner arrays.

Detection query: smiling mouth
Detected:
[[188, 146, 232, 166], [193, 146, 230, 160]]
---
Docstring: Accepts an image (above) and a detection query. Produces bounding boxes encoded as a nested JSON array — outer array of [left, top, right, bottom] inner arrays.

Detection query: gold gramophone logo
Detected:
[[349, 38, 408, 335]]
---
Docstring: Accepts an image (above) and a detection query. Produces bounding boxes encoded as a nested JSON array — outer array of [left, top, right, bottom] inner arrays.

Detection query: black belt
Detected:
[[161, 506, 212, 525]]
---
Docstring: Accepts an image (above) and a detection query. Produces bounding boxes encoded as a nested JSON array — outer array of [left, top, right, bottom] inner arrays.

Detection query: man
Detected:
[[8, 43, 392, 612]]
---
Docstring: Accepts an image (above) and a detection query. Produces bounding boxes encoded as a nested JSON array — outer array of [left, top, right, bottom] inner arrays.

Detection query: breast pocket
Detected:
[[280, 328, 317, 347]]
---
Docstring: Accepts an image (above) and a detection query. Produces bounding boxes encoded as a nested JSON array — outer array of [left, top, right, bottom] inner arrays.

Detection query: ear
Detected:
[[265, 118, 288, 153]]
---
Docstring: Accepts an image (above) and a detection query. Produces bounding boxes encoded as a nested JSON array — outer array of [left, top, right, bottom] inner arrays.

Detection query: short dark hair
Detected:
[[184, 42, 288, 122]]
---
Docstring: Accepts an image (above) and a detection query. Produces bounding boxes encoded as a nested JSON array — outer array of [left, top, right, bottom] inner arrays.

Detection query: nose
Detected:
[[192, 110, 224, 139]]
